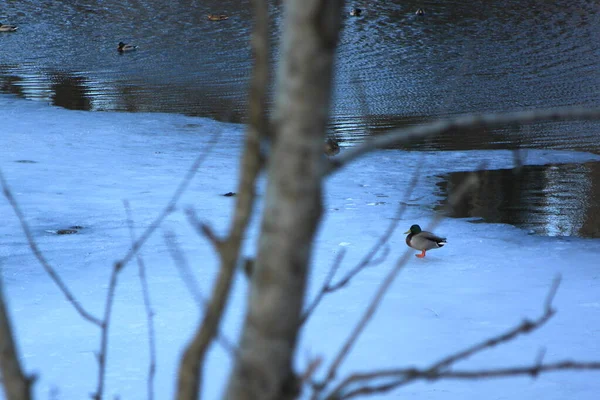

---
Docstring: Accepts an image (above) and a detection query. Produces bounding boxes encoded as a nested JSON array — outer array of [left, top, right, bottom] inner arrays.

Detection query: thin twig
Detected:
[[335, 360, 600, 400], [124, 201, 156, 400], [0, 170, 102, 327], [92, 262, 122, 400], [300, 249, 347, 325], [0, 264, 34, 400], [185, 209, 223, 253], [163, 231, 207, 306], [432, 360, 600, 379], [301, 356, 324, 387], [163, 231, 237, 356], [544, 275, 561, 312], [532, 347, 547, 378], [326, 106, 600, 175]]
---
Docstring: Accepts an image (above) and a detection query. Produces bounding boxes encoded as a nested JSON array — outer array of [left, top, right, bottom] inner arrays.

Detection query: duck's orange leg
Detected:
[[416, 250, 426, 258]]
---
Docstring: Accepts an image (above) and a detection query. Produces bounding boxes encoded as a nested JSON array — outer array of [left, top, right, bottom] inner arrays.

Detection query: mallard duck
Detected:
[[0, 23, 18, 32], [415, 8, 425, 16], [350, 8, 362, 17], [117, 42, 137, 52], [404, 224, 446, 258], [324, 138, 340, 156], [207, 14, 229, 21]]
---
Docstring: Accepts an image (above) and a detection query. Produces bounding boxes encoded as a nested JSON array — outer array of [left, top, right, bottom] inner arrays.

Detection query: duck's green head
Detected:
[[404, 224, 422, 234]]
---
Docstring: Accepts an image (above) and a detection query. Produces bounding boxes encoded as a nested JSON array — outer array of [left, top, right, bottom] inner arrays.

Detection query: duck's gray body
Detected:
[[404, 224, 446, 257], [0, 24, 18, 32]]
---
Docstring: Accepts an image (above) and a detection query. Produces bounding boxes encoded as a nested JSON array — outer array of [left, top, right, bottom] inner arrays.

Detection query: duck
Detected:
[[404, 224, 446, 258], [117, 42, 137, 52], [0, 23, 18, 32], [207, 14, 229, 21], [350, 8, 362, 17], [415, 8, 425, 16], [324, 138, 340, 156]]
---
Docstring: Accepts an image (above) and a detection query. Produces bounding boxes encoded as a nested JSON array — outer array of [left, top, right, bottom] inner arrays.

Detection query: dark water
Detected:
[[436, 162, 600, 238], [2, 0, 600, 236]]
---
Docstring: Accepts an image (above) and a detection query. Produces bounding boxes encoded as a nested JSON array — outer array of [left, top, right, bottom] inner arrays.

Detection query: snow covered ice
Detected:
[[1, 94, 599, 399]]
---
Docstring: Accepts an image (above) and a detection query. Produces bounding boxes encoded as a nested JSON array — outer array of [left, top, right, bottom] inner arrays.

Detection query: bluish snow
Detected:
[[1, 94, 599, 399]]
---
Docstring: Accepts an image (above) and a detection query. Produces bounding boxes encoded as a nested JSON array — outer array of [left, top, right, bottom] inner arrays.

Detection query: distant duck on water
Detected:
[[207, 14, 229, 21], [415, 8, 425, 16], [0, 23, 18, 32], [350, 8, 362, 17], [324, 138, 340, 156], [117, 42, 137, 52]]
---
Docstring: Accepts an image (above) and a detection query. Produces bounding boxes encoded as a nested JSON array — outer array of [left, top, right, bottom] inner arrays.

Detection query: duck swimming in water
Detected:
[[117, 42, 138, 52], [207, 14, 229, 21], [0, 23, 18, 32]]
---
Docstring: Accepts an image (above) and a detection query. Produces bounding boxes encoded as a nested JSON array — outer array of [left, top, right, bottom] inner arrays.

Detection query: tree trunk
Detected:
[[224, 0, 343, 399], [0, 276, 32, 400]]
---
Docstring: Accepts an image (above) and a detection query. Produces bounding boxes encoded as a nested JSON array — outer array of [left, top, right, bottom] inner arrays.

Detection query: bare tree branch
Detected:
[[0, 266, 34, 400], [301, 356, 323, 387], [175, 244, 239, 400], [185, 209, 224, 254], [430, 275, 560, 372], [123, 201, 156, 400], [323, 276, 578, 399], [3, 124, 219, 399], [2, 128, 221, 399], [2, 123, 219, 400], [0, 170, 102, 327], [332, 360, 600, 400], [176, 0, 270, 398], [425, 360, 600, 379], [162, 231, 237, 356], [325, 106, 600, 175], [163, 231, 208, 306], [300, 248, 347, 325]]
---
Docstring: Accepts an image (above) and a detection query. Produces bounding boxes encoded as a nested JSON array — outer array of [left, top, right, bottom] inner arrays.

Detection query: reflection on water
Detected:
[[49, 72, 91, 110], [2, 0, 600, 237], [436, 162, 600, 238], [1, 0, 600, 143]]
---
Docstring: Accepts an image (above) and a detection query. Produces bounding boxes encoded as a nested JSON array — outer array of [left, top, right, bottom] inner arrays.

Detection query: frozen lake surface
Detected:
[[1, 95, 600, 399]]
